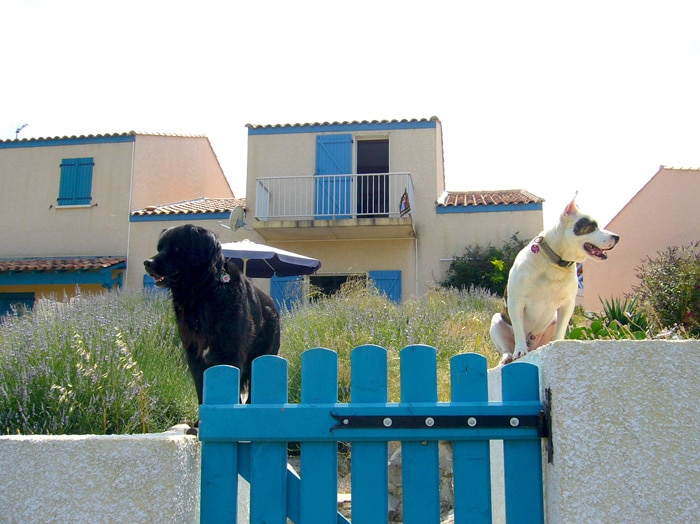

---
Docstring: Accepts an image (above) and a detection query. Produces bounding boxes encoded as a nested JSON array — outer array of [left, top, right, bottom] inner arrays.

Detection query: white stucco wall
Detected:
[[0, 425, 205, 523], [0, 424, 253, 524], [490, 339, 700, 523]]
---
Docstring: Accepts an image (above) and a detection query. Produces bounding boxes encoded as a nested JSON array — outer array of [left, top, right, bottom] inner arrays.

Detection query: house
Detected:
[[236, 117, 545, 307], [583, 165, 700, 311], [0, 132, 234, 315], [0, 118, 546, 315]]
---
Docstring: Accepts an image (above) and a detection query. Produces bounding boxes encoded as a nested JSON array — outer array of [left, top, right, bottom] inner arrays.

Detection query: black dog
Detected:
[[144, 224, 280, 405]]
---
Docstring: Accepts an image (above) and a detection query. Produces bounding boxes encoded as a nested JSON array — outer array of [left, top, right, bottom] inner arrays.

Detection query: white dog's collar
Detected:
[[531, 236, 575, 268]]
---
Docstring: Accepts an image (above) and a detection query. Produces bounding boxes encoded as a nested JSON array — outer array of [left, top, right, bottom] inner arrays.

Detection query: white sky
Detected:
[[3, 0, 699, 227]]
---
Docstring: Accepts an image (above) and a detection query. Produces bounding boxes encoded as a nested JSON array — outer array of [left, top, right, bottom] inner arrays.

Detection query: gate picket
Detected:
[[350, 345, 389, 523], [250, 355, 288, 524], [451, 353, 492, 524], [502, 362, 545, 524], [400, 345, 441, 524], [300, 348, 339, 524], [200, 365, 240, 524]]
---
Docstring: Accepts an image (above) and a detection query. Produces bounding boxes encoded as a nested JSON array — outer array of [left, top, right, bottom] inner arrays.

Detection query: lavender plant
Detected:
[[1, 284, 503, 434], [0, 290, 197, 435]]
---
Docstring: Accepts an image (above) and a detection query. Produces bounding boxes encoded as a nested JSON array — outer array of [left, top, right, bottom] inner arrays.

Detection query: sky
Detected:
[[2, 1, 700, 227]]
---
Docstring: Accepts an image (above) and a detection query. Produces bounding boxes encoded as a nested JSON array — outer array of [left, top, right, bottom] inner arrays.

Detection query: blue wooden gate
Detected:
[[199, 345, 546, 523]]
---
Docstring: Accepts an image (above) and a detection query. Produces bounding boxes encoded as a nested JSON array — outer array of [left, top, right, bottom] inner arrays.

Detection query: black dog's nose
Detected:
[[144, 259, 155, 270]]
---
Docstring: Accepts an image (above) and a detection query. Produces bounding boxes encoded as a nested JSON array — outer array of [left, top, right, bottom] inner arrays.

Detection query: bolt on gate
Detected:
[[198, 345, 548, 523]]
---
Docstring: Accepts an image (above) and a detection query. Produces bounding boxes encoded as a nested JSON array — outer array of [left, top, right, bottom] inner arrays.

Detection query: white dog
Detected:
[[490, 197, 619, 365]]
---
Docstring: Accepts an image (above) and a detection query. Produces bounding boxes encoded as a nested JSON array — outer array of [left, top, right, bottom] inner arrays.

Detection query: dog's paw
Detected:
[[513, 349, 528, 360], [181, 419, 199, 436], [500, 353, 514, 366]]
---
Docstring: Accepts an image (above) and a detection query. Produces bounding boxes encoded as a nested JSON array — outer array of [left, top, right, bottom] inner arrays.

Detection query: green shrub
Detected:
[[568, 296, 648, 341], [441, 234, 527, 296], [600, 296, 648, 330], [633, 242, 700, 337]]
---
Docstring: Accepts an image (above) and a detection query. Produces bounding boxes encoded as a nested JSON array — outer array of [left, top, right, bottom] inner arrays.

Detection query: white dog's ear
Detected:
[[563, 191, 579, 216]]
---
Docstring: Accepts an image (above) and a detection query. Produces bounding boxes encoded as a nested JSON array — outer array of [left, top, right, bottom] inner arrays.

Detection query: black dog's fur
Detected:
[[144, 224, 280, 405]]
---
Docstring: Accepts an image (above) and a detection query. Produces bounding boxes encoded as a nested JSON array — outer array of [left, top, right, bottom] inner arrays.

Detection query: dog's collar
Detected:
[[531, 236, 575, 268], [219, 271, 231, 283]]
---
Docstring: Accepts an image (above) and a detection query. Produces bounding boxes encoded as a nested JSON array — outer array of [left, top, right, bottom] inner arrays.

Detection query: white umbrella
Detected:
[[221, 239, 321, 278]]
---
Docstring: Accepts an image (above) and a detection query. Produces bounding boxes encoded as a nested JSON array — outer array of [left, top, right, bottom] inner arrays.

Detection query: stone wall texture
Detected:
[[499, 339, 700, 523]]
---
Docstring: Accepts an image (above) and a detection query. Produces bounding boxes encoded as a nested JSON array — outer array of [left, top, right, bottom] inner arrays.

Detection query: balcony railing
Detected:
[[255, 172, 414, 221]]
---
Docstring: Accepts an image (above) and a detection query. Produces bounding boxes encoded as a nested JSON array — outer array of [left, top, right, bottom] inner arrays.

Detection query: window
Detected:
[[311, 271, 401, 302], [356, 139, 389, 217], [310, 274, 367, 298], [0, 292, 35, 316], [58, 157, 94, 206], [271, 271, 402, 309]]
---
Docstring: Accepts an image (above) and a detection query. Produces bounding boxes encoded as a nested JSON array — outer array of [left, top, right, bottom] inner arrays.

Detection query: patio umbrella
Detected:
[[221, 239, 321, 278]]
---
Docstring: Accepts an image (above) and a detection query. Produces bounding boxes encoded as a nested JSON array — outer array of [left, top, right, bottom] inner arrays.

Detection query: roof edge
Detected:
[[0, 131, 209, 148], [246, 117, 440, 135]]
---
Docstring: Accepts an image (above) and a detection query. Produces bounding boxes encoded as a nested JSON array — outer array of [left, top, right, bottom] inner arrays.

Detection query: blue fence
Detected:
[[198, 345, 546, 523]]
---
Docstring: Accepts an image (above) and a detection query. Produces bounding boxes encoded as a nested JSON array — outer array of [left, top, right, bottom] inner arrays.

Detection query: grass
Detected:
[[0, 285, 503, 435]]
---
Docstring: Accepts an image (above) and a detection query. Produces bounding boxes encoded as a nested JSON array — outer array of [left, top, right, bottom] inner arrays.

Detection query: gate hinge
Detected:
[[540, 387, 553, 464]]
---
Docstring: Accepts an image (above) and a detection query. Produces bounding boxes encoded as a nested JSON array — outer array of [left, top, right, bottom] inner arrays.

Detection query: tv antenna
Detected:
[[15, 123, 28, 139]]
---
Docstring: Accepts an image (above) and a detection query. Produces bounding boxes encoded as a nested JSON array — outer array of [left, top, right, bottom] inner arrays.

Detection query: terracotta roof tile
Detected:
[[0, 257, 126, 273], [131, 197, 245, 217], [246, 116, 439, 130], [437, 189, 544, 207]]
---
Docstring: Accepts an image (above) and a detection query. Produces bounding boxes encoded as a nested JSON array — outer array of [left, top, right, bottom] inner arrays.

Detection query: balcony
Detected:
[[254, 173, 415, 241]]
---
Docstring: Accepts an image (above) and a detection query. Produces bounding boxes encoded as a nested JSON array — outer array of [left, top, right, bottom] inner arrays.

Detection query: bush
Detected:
[[633, 242, 700, 337], [568, 296, 648, 341], [441, 234, 527, 295]]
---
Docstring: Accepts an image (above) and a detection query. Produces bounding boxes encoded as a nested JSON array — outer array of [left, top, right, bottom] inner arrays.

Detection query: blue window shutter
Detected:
[[315, 134, 352, 219], [143, 274, 156, 289], [271, 275, 304, 311], [58, 157, 94, 205], [369, 270, 402, 302], [316, 134, 352, 175]]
